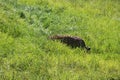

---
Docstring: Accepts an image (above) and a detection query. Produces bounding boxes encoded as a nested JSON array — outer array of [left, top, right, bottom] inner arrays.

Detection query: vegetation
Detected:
[[0, 0, 120, 80]]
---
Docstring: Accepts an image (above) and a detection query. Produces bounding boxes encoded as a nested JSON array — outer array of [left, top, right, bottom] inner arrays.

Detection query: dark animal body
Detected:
[[49, 35, 90, 51]]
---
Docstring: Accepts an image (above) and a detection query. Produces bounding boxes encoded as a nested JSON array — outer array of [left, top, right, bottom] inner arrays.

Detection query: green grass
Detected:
[[0, 0, 120, 80]]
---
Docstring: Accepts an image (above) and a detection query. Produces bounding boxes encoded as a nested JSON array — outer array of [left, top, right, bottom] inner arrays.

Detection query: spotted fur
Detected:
[[49, 35, 90, 51]]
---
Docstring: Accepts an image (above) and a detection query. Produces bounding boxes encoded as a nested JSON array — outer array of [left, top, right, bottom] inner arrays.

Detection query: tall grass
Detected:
[[0, 0, 120, 80]]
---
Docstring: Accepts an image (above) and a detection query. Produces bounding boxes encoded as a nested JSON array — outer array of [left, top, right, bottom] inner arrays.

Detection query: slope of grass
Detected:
[[0, 0, 120, 80]]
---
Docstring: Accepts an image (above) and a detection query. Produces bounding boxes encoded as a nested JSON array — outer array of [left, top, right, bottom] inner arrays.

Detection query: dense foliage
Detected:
[[0, 0, 120, 80]]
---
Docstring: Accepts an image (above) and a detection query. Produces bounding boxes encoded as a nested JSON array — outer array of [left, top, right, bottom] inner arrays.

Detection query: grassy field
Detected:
[[0, 0, 120, 80]]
